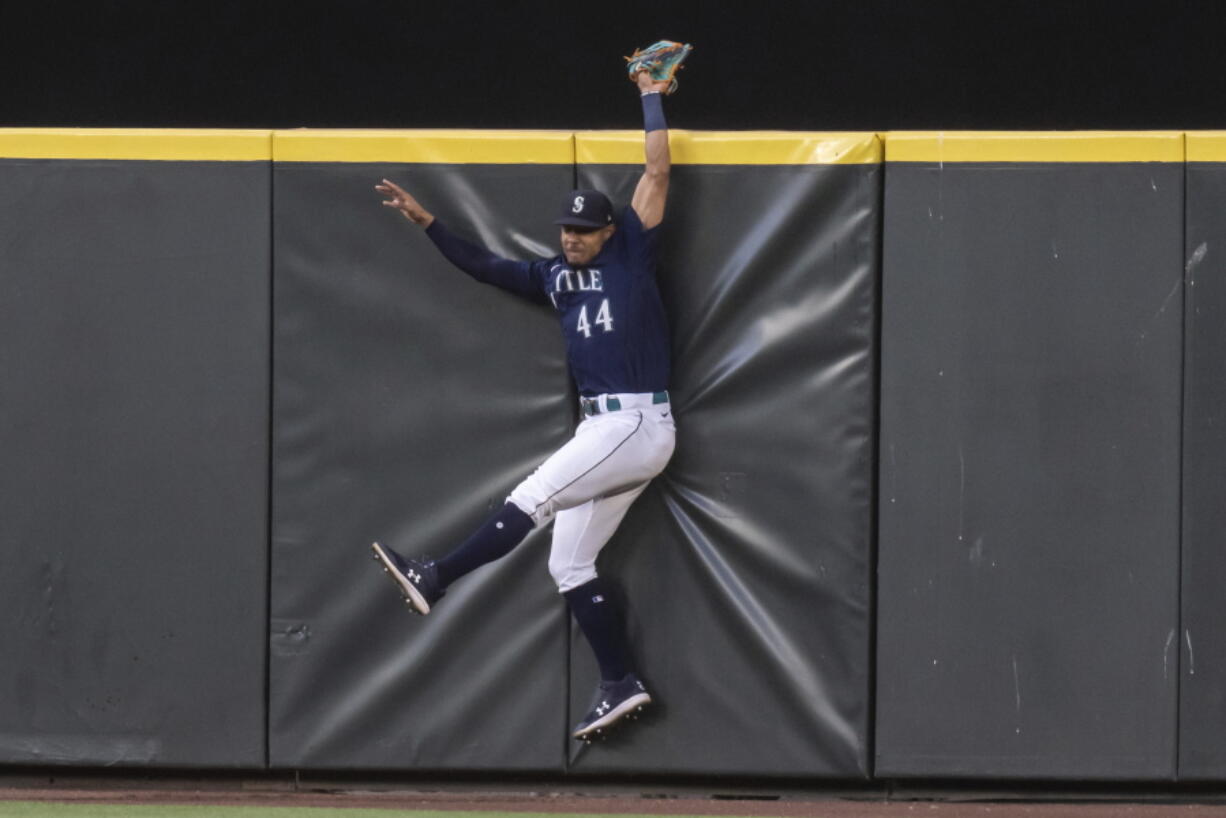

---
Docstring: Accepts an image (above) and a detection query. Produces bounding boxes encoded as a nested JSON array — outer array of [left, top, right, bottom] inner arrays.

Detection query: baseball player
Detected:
[[371, 66, 677, 741]]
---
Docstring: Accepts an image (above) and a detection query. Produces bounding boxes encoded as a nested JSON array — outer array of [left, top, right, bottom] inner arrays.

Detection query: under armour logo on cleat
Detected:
[[407, 570, 421, 583], [596, 700, 610, 715]]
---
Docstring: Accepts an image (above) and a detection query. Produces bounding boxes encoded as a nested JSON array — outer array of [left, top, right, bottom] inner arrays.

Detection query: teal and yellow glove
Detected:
[[625, 40, 693, 95]]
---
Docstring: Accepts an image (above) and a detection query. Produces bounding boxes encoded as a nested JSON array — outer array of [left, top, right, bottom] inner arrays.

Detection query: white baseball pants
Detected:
[[507, 394, 675, 593]]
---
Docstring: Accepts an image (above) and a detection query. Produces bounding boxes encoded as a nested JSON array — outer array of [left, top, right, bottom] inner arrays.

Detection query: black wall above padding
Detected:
[[6, 1, 1226, 131], [876, 151, 1184, 779], [0, 157, 271, 767]]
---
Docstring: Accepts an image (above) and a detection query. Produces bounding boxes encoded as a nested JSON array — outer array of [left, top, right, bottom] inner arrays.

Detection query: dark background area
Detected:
[[3, 0, 1225, 131]]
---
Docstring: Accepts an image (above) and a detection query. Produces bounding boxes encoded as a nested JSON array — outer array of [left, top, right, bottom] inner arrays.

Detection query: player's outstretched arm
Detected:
[[376, 177, 542, 302], [630, 71, 671, 230], [376, 178, 434, 227]]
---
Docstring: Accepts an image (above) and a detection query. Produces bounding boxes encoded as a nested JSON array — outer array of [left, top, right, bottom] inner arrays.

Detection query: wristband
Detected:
[[641, 91, 666, 133]]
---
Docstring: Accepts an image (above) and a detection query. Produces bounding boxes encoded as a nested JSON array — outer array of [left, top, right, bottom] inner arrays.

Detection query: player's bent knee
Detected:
[[549, 558, 597, 594], [506, 493, 545, 527]]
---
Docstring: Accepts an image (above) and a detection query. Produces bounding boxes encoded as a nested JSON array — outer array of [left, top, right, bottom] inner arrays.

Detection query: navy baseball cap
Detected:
[[554, 190, 614, 228]]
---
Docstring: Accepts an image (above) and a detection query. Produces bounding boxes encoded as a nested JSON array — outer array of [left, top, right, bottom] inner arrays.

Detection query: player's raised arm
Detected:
[[375, 177, 543, 302], [630, 70, 672, 231]]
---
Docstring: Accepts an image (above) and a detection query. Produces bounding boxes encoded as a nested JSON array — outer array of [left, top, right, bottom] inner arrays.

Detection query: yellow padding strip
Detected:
[[1187, 132, 1226, 162], [6, 129, 1204, 164], [273, 130, 574, 164], [886, 131, 1184, 163], [577, 130, 881, 165], [0, 129, 271, 161]]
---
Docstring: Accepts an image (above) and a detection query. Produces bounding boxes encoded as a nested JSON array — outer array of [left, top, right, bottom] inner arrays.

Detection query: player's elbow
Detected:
[[641, 167, 670, 194]]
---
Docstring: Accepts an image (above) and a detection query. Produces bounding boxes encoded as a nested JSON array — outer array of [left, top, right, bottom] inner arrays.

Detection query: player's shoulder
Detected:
[[527, 254, 564, 284], [533, 252, 565, 267], [618, 204, 643, 229]]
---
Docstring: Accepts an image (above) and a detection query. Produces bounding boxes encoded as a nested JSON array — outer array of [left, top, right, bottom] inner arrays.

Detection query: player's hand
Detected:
[[634, 71, 671, 95], [375, 178, 434, 227]]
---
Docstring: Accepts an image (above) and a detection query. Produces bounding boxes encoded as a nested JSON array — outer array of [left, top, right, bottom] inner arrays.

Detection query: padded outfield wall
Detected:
[[876, 132, 1185, 780], [1179, 132, 1226, 781], [267, 130, 879, 776], [0, 130, 272, 767], [565, 131, 878, 777], [1, 128, 1225, 783]]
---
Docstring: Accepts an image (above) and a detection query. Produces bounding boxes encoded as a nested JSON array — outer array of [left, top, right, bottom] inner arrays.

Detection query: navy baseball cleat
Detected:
[[572, 673, 652, 742], [370, 542, 443, 615]]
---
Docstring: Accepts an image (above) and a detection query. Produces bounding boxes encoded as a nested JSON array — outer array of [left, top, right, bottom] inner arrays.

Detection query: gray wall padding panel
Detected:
[[0, 159, 270, 767], [566, 163, 879, 777], [877, 162, 1183, 779], [269, 163, 574, 770], [1179, 162, 1226, 780]]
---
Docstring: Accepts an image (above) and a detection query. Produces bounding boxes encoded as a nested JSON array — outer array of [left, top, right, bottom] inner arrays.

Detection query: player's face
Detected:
[[561, 224, 615, 266]]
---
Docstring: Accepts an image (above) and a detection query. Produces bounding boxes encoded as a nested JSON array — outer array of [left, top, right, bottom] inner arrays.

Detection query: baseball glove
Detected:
[[625, 40, 693, 95]]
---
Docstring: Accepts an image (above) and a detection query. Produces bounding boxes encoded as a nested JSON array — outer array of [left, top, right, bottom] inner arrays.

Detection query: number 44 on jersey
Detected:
[[576, 299, 614, 338]]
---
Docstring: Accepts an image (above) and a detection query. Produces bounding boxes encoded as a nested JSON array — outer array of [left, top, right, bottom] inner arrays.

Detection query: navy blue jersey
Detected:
[[426, 207, 670, 397]]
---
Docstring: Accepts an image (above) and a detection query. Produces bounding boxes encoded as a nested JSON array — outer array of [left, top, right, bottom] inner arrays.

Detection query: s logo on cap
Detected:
[[572, 195, 585, 214]]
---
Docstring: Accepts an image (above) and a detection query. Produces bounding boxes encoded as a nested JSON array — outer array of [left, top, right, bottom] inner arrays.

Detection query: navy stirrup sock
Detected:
[[434, 503, 533, 588], [564, 577, 633, 682]]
